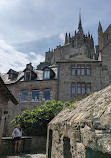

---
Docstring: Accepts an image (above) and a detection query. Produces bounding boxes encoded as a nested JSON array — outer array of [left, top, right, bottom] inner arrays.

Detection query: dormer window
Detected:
[[44, 70, 50, 79], [25, 71, 31, 81], [9, 73, 13, 79], [24, 63, 37, 81], [7, 69, 18, 79], [43, 66, 55, 80]]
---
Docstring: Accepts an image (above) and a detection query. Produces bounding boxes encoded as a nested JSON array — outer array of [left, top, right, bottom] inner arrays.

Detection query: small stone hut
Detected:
[[46, 85, 111, 158], [0, 77, 18, 144]]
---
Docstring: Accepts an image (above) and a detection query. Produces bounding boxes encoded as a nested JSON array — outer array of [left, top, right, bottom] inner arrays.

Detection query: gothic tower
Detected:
[[98, 21, 103, 50], [78, 10, 83, 34]]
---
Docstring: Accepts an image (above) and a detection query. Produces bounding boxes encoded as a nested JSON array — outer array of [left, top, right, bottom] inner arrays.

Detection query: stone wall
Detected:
[[0, 93, 9, 144], [0, 136, 46, 155], [48, 43, 94, 65], [101, 41, 111, 76], [57, 61, 104, 103], [6, 80, 57, 136], [98, 24, 111, 50], [46, 85, 111, 158]]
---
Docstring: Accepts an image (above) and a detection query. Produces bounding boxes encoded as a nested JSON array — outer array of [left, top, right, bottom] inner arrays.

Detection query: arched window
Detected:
[[42, 89, 50, 101]]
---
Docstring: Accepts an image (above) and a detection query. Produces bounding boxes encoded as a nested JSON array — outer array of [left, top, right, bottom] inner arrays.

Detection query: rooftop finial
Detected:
[[78, 8, 83, 33]]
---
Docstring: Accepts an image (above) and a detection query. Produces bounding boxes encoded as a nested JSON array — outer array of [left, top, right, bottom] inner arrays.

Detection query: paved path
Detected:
[[0, 153, 46, 158]]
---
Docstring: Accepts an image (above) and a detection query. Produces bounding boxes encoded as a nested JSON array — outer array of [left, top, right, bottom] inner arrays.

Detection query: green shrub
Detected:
[[11, 100, 70, 136]]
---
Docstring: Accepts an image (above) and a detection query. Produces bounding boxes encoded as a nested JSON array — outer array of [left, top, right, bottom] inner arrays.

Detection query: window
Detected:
[[9, 73, 13, 79], [25, 72, 31, 81], [72, 83, 76, 94], [44, 70, 50, 79], [77, 65, 85, 75], [87, 83, 91, 94], [31, 90, 39, 101], [86, 65, 91, 76], [72, 66, 75, 75], [107, 34, 109, 41], [42, 89, 50, 101], [21, 90, 28, 102], [77, 83, 85, 94]]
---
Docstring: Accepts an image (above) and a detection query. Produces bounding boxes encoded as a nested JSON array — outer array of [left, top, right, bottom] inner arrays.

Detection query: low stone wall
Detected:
[[0, 136, 46, 155]]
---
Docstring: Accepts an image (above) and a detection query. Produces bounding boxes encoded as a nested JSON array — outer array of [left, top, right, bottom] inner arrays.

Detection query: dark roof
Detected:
[[42, 66, 51, 70], [7, 69, 18, 75], [37, 63, 48, 70], [57, 55, 101, 63], [0, 77, 18, 105]]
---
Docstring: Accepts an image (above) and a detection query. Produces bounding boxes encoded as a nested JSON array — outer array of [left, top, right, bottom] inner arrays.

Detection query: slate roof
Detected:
[[1, 66, 57, 84], [0, 77, 18, 105], [57, 55, 101, 63]]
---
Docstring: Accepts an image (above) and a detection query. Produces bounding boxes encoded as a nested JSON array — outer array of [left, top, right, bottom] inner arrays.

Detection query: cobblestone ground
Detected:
[[0, 153, 46, 158]]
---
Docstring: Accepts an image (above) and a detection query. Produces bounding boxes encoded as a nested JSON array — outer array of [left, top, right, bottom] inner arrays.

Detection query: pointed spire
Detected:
[[98, 21, 102, 31], [65, 32, 68, 44], [75, 30, 76, 35], [88, 31, 90, 38], [91, 34, 93, 39], [69, 32, 70, 38], [78, 9, 83, 33]]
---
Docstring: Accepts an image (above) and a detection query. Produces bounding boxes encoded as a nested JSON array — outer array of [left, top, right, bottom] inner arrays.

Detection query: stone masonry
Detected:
[[1, 13, 111, 137], [0, 77, 17, 143], [47, 85, 111, 158]]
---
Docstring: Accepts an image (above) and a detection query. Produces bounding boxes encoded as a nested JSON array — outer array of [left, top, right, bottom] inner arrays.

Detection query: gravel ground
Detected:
[[0, 153, 46, 158]]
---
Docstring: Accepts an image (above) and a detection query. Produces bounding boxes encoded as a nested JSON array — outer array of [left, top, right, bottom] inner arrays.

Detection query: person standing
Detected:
[[12, 124, 22, 154]]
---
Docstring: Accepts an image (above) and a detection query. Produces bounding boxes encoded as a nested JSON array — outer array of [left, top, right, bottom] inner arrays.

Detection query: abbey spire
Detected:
[[78, 9, 83, 34]]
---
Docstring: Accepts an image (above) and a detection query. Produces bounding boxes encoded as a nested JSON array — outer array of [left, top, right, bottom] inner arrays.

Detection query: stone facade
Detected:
[[1, 14, 111, 137], [46, 85, 111, 158], [0, 77, 17, 144], [57, 60, 103, 102], [6, 79, 57, 136], [46, 14, 94, 65]]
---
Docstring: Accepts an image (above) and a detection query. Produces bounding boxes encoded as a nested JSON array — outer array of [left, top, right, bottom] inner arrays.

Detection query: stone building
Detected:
[[46, 85, 111, 158], [1, 63, 57, 135], [1, 13, 111, 135], [0, 77, 18, 143]]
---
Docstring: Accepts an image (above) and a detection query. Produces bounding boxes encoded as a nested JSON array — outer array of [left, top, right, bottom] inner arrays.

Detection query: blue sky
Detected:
[[0, 0, 111, 72]]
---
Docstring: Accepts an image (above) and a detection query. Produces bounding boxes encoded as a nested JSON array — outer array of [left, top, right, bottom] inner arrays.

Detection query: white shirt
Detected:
[[12, 128, 22, 138]]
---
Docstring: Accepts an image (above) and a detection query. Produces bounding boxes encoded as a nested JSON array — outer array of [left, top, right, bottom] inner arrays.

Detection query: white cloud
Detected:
[[59, 33, 65, 44], [0, 39, 45, 73]]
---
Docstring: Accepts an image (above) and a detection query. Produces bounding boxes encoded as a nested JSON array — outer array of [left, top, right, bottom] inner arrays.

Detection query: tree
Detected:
[[11, 100, 70, 136]]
